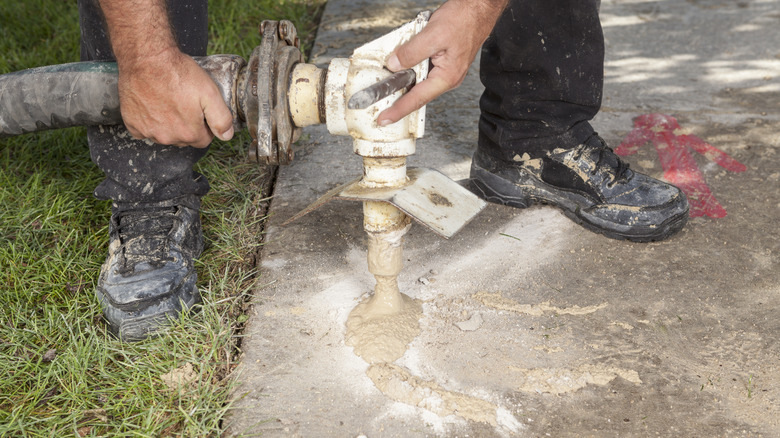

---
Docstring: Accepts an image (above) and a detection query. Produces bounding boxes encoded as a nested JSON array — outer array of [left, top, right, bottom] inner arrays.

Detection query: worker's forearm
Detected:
[[95, 0, 234, 147], [483, 0, 511, 17], [98, 0, 179, 68], [467, 0, 511, 27]]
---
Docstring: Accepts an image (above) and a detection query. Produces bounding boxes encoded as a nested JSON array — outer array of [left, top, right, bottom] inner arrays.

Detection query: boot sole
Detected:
[[97, 271, 201, 342]]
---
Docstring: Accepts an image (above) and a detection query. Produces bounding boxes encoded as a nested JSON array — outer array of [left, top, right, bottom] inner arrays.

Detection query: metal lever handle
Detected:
[[347, 68, 417, 110]]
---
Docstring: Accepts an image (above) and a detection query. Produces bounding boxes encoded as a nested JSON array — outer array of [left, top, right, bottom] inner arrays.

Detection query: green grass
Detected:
[[0, 0, 324, 436]]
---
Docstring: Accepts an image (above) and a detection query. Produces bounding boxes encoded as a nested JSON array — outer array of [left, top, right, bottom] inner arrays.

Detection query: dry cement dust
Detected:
[[348, 287, 621, 427]]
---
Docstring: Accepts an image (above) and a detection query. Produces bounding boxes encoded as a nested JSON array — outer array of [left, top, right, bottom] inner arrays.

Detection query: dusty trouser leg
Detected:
[[478, 0, 604, 161], [79, 0, 215, 340], [470, 0, 689, 242], [79, 0, 210, 203]]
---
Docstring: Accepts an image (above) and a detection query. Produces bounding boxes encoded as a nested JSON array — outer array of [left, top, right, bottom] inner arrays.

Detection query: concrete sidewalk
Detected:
[[226, 0, 780, 436]]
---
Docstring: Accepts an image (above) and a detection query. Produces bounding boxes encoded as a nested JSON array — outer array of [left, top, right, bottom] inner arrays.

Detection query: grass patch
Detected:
[[0, 0, 324, 436]]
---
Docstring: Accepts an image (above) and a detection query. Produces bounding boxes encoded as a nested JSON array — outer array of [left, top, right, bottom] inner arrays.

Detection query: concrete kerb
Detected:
[[225, 0, 780, 436]]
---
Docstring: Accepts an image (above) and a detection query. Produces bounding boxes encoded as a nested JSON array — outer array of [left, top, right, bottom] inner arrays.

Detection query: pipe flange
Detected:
[[243, 20, 302, 165], [275, 44, 302, 164]]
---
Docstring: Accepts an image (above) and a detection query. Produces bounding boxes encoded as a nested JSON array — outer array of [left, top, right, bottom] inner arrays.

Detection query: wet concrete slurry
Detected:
[[226, 0, 780, 436]]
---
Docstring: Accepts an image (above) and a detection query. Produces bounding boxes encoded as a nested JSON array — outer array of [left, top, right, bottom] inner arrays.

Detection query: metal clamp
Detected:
[[240, 20, 303, 165]]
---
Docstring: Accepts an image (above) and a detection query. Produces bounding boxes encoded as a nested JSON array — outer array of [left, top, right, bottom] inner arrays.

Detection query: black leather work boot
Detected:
[[470, 133, 689, 242], [96, 195, 204, 341]]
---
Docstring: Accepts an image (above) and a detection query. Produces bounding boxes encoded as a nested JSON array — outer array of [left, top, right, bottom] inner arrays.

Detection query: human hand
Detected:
[[117, 49, 234, 148], [377, 0, 508, 126]]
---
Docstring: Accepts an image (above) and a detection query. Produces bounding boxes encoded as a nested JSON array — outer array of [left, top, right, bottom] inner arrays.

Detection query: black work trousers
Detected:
[[78, 0, 211, 203], [479, 0, 604, 161]]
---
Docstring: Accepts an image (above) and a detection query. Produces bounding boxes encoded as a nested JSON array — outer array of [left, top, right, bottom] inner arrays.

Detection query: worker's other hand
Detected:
[[117, 49, 234, 148], [377, 0, 507, 126]]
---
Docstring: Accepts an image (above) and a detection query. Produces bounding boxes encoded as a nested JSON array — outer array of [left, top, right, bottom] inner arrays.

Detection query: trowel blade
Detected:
[[283, 168, 486, 239]]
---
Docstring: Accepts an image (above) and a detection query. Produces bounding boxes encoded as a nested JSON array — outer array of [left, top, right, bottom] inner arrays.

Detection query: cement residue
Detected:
[[160, 362, 198, 394], [474, 291, 608, 316], [366, 223, 409, 278], [511, 364, 642, 395], [346, 286, 422, 364], [367, 363, 499, 426]]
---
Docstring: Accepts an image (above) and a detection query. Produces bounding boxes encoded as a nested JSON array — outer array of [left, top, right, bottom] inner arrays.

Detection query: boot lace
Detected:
[[115, 205, 181, 275], [577, 132, 631, 187]]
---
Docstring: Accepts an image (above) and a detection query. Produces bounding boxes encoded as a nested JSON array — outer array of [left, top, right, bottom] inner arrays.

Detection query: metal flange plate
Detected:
[[245, 20, 302, 165], [283, 168, 487, 238]]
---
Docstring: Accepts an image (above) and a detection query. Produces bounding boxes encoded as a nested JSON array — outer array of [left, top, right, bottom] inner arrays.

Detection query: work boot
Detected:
[[470, 133, 689, 242], [96, 195, 204, 341]]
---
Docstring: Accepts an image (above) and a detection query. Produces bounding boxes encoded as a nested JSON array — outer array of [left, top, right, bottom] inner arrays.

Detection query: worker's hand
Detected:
[[377, 0, 508, 126], [117, 49, 234, 148]]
